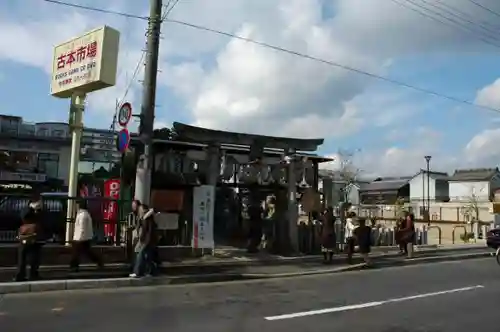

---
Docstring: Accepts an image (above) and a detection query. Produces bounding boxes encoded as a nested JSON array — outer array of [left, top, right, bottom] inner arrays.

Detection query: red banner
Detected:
[[103, 178, 120, 237]]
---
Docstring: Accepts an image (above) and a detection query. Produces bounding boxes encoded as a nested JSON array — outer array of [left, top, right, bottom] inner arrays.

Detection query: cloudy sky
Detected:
[[1, 0, 500, 177]]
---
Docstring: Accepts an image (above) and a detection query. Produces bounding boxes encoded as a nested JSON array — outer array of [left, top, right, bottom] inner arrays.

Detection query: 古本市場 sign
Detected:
[[50, 26, 120, 98]]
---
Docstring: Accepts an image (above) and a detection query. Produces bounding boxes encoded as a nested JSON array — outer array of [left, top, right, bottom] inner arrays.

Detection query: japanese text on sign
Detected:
[[54, 41, 98, 89], [192, 185, 215, 249], [51, 26, 120, 98]]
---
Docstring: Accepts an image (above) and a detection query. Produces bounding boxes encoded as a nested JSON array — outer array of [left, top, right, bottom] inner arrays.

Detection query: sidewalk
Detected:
[[0, 246, 492, 295], [0, 243, 488, 283]]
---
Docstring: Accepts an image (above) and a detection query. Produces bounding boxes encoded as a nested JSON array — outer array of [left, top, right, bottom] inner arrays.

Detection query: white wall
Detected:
[[409, 173, 437, 201], [449, 181, 490, 202]]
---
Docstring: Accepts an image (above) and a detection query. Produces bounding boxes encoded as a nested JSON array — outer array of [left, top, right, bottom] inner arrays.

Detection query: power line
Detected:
[[392, 0, 500, 49], [41, 0, 500, 115], [163, 18, 500, 114], [434, 0, 500, 32], [416, 0, 500, 39], [466, 0, 500, 19], [161, 0, 180, 21], [42, 0, 148, 20]]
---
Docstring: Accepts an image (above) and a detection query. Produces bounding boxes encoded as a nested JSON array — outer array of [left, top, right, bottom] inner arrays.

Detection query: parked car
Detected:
[[486, 228, 500, 249]]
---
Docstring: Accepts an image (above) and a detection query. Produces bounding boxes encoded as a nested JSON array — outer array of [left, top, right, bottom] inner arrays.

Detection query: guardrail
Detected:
[[426, 225, 442, 245], [452, 225, 467, 244]]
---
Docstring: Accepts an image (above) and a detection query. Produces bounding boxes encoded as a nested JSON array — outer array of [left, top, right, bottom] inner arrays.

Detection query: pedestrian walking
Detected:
[[320, 207, 336, 264], [126, 199, 141, 264], [395, 217, 406, 255], [354, 217, 372, 265], [15, 195, 46, 281], [130, 204, 157, 278], [70, 200, 103, 272], [400, 212, 416, 259], [247, 201, 263, 253], [345, 212, 356, 264]]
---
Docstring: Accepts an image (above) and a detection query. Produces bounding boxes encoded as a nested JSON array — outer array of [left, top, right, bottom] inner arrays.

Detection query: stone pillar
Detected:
[[206, 144, 221, 185], [286, 148, 299, 253], [322, 178, 333, 209]]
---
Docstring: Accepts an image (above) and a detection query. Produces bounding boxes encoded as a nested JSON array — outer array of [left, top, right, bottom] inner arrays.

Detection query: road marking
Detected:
[[264, 285, 484, 321], [51, 307, 64, 312]]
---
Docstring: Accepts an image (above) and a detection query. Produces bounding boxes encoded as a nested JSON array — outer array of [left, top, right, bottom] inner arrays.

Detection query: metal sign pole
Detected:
[[65, 93, 86, 245]]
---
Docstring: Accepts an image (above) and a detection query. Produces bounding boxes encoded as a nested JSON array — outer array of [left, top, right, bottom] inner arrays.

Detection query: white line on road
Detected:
[[264, 285, 484, 321]]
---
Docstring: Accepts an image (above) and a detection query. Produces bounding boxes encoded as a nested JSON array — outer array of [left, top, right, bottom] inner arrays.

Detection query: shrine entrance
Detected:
[[147, 122, 330, 253]]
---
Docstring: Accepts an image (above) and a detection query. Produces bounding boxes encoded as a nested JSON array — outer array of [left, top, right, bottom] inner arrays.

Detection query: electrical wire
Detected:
[[162, 17, 500, 114], [416, 0, 500, 38], [465, 0, 500, 19], [42, 0, 147, 20], [161, 0, 180, 22], [41, 0, 500, 115], [434, 0, 500, 32], [392, 0, 500, 49]]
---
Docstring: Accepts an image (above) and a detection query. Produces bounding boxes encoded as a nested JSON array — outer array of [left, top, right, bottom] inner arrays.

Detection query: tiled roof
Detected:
[[449, 168, 499, 182], [359, 178, 410, 192], [411, 169, 449, 180]]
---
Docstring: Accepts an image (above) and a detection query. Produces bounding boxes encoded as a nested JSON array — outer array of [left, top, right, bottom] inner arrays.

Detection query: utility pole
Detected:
[[134, 0, 162, 205]]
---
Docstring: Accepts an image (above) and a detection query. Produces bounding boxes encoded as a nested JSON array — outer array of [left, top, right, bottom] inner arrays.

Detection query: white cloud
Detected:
[[162, 0, 500, 140], [0, 0, 147, 115], [2, 0, 500, 177], [475, 78, 500, 110]]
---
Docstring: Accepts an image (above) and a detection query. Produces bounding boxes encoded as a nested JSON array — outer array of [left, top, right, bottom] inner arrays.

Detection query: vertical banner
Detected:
[[192, 185, 215, 249], [103, 178, 120, 238]]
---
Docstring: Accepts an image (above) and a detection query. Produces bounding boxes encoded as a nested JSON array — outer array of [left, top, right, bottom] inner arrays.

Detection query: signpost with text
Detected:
[[51, 26, 120, 244]]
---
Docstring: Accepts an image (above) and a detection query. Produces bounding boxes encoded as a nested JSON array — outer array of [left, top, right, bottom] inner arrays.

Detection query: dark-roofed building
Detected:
[[448, 168, 500, 202], [359, 177, 411, 205], [409, 169, 449, 203]]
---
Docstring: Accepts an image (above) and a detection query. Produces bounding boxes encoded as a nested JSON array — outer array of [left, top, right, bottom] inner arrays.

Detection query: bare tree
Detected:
[[461, 192, 480, 229], [337, 149, 361, 203]]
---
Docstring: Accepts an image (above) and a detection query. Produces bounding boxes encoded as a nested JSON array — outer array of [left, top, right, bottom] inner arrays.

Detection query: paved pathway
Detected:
[[0, 255, 496, 331]]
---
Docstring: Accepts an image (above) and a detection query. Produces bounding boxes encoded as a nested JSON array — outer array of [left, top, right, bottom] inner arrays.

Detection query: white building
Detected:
[[409, 170, 449, 203], [448, 168, 500, 202], [0, 114, 120, 186]]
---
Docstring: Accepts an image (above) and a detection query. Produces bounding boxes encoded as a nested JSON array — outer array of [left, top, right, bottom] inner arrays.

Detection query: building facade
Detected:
[[0, 114, 120, 186], [408, 170, 449, 203], [448, 168, 500, 202]]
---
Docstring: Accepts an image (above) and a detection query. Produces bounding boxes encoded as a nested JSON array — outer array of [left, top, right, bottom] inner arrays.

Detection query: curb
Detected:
[[0, 244, 482, 272], [0, 263, 367, 295], [0, 251, 491, 295], [396, 251, 492, 265]]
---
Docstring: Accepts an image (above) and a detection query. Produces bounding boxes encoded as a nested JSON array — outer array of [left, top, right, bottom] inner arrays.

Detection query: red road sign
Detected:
[[117, 102, 132, 127]]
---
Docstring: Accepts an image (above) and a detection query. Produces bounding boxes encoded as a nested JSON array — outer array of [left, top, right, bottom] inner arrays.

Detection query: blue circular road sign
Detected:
[[116, 128, 130, 153]]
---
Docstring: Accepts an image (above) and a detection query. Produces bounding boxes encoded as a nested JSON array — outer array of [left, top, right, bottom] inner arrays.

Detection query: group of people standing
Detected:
[[15, 196, 104, 281], [318, 208, 372, 265], [14, 195, 161, 281], [318, 208, 417, 265]]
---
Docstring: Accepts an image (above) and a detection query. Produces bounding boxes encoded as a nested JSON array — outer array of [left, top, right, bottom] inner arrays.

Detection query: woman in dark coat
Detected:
[[320, 207, 336, 264], [395, 217, 406, 254]]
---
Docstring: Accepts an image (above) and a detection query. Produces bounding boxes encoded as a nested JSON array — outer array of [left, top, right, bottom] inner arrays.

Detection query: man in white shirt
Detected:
[[345, 212, 356, 264], [70, 200, 103, 272]]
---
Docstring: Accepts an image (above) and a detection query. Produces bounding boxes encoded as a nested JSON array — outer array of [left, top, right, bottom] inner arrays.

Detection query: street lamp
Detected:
[[424, 155, 432, 221]]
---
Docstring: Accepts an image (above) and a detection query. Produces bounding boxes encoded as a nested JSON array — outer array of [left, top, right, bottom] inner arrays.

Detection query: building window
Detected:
[[37, 128, 48, 137], [37, 153, 59, 178], [52, 129, 65, 138]]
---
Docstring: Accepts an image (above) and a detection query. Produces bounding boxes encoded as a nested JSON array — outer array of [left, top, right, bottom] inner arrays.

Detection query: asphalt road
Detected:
[[0, 257, 498, 332]]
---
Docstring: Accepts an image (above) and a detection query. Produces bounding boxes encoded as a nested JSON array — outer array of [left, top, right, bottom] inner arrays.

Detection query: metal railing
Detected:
[[0, 193, 194, 247], [452, 225, 467, 244], [426, 225, 442, 245]]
